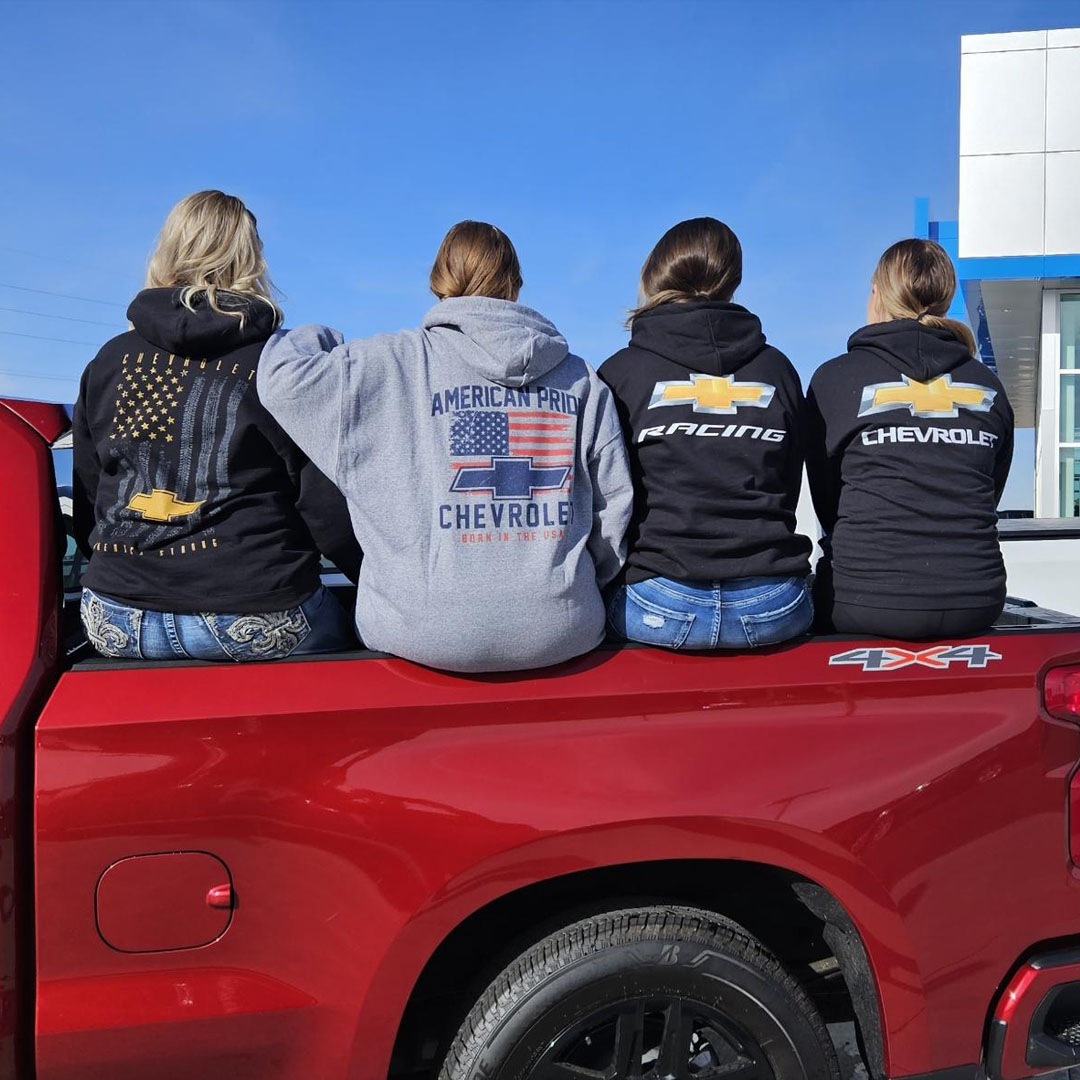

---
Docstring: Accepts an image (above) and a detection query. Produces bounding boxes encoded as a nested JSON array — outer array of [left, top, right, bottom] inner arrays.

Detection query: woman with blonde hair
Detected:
[[599, 217, 813, 650], [259, 220, 633, 672], [806, 237, 1014, 638], [73, 190, 360, 661]]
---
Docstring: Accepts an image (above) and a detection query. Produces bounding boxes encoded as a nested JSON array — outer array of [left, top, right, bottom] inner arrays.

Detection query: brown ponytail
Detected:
[[629, 217, 742, 325], [429, 220, 522, 302], [872, 238, 976, 356]]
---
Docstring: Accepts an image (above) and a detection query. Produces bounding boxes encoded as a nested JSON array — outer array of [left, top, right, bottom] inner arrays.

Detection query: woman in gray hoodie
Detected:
[[258, 221, 633, 672]]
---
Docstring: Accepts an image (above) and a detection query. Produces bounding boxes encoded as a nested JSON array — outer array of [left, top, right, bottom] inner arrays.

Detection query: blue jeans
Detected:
[[80, 585, 356, 661], [607, 574, 814, 650]]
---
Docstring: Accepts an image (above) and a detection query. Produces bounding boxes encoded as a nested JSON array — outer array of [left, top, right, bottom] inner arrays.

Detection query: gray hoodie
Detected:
[[258, 296, 633, 672]]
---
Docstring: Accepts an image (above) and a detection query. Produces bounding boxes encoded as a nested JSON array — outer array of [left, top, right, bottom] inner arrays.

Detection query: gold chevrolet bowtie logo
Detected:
[[858, 373, 997, 419], [126, 489, 204, 522], [648, 374, 776, 415]]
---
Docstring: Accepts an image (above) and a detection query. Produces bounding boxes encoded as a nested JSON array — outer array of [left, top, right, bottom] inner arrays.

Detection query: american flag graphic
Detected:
[[101, 352, 252, 548], [450, 410, 575, 490]]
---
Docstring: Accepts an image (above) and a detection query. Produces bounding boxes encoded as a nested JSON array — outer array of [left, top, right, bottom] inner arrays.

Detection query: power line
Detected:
[[0, 282, 125, 308], [0, 244, 130, 280], [0, 329, 98, 346], [0, 367, 79, 383], [0, 304, 119, 328]]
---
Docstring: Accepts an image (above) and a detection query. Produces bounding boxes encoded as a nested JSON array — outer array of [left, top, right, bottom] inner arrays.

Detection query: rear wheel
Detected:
[[440, 906, 841, 1080]]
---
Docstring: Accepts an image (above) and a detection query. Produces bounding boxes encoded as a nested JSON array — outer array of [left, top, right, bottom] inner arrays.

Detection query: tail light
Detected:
[[1045, 667, 1080, 723], [1054, 666, 1080, 865]]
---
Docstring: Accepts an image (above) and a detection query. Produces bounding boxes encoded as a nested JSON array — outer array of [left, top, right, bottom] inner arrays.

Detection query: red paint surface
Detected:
[[0, 399, 69, 445], [27, 632, 1080, 1080]]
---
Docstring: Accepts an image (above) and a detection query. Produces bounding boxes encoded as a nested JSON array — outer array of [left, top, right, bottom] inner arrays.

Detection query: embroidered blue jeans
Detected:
[[80, 585, 356, 661], [607, 574, 814, 650]]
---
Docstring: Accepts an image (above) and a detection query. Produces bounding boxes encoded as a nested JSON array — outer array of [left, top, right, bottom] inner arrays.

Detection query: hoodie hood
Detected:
[[127, 288, 278, 357], [628, 300, 768, 376], [847, 319, 972, 381], [421, 295, 569, 388]]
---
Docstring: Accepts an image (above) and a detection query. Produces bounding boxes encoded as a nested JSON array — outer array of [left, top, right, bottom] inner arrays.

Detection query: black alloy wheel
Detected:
[[532, 994, 772, 1079]]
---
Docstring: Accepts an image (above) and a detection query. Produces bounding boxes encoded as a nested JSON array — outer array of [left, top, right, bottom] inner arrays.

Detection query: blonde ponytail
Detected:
[[918, 313, 977, 356], [872, 239, 976, 357]]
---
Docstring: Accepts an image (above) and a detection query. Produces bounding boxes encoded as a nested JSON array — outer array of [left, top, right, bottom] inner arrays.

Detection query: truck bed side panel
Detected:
[[33, 633, 1080, 1080]]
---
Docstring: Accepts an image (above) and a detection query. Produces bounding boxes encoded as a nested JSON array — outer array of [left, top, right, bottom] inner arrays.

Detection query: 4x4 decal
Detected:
[[829, 644, 1002, 672]]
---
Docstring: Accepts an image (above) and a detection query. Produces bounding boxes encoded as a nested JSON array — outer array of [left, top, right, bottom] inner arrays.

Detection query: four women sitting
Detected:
[[73, 190, 1014, 670]]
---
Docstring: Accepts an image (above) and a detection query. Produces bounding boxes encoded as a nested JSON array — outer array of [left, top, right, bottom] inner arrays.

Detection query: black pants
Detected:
[[829, 601, 1004, 640], [812, 560, 1002, 639]]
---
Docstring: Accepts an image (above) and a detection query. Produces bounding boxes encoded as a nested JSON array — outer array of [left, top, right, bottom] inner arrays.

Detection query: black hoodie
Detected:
[[806, 320, 1014, 612], [599, 300, 811, 585], [72, 288, 361, 614]]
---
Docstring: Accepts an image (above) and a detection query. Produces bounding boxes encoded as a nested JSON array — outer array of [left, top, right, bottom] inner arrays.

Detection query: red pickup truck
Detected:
[[6, 394, 1080, 1080]]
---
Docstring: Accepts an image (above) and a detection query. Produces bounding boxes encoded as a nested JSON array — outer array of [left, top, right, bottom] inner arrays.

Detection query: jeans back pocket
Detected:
[[81, 589, 144, 659], [203, 607, 312, 662], [608, 584, 697, 649], [739, 581, 814, 648]]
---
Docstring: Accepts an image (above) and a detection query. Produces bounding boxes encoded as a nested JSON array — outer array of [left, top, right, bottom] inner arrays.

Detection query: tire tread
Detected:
[[439, 904, 840, 1080]]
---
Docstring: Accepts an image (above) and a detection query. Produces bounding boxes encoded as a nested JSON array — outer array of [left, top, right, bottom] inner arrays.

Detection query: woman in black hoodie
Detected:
[[806, 238, 1014, 638], [600, 218, 813, 650], [73, 190, 360, 661]]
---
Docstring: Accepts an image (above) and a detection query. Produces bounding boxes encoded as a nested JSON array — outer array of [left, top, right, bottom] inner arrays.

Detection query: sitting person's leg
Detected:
[[606, 577, 717, 650], [717, 575, 814, 649], [830, 602, 1003, 640]]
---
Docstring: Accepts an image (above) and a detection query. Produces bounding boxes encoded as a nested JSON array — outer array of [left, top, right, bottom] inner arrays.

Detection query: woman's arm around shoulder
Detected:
[[258, 324, 351, 485]]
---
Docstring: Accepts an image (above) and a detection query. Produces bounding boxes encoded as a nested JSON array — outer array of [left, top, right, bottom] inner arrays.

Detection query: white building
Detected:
[[928, 28, 1080, 519]]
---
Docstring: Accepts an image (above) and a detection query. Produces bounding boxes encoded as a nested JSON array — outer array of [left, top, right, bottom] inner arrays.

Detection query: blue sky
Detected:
[[2, 0, 1076, 508]]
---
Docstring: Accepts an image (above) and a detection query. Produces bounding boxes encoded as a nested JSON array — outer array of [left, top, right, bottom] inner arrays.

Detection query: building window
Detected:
[[1061, 449, 1080, 519], [1063, 295, 1080, 370], [1060, 296, 1080, 516], [1061, 374, 1080, 442]]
